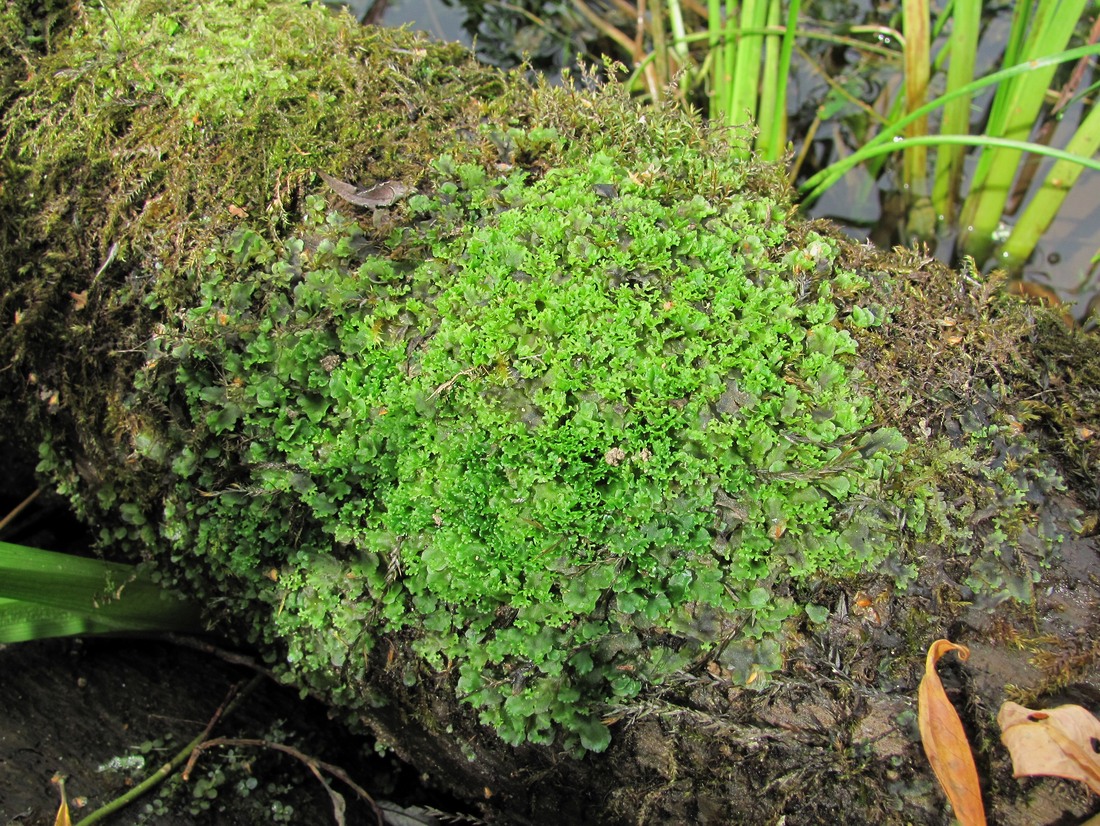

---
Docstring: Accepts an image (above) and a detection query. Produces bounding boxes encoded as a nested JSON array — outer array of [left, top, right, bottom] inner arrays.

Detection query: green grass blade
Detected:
[[818, 133, 1100, 173], [930, 0, 980, 224], [0, 541, 203, 643], [999, 99, 1100, 271], [958, 0, 1089, 262], [0, 597, 136, 642], [799, 43, 1100, 206]]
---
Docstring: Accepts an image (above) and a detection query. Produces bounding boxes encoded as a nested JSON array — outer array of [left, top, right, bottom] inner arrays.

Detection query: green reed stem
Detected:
[[957, 0, 1088, 263], [930, 0, 979, 224], [728, 0, 769, 127], [900, 0, 932, 238], [758, 0, 800, 160], [999, 100, 1100, 271], [707, 0, 723, 119], [799, 43, 1100, 206]]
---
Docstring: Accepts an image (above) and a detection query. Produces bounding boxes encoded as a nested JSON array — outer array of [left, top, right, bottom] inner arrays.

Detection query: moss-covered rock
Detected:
[[3, 1, 1098, 823]]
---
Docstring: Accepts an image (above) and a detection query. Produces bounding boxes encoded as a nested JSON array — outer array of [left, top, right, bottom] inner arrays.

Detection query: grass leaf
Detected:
[[0, 541, 203, 643]]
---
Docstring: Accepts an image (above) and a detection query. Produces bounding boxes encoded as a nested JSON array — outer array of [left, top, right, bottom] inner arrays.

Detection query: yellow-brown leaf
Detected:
[[52, 774, 71, 826], [998, 702, 1100, 794], [918, 639, 986, 826]]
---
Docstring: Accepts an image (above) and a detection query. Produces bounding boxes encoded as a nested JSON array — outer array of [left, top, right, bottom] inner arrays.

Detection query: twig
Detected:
[[187, 737, 384, 826], [163, 633, 280, 682], [429, 365, 483, 399], [0, 487, 41, 535], [74, 675, 264, 826], [181, 680, 249, 780]]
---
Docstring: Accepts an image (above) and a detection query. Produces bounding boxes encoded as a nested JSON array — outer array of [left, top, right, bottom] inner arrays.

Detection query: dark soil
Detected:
[[0, 637, 390, 825], [0, 484, 468, 826]]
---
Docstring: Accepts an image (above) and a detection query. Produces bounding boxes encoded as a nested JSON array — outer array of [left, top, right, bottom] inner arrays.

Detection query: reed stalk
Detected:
[[570, 0, 1095, 271], [999, 100, 1100, 270], [901, 0, 932, 239], [930, 0, 980, 226], [956, 0, 1089, 263], [800, 44, 1100, 205]]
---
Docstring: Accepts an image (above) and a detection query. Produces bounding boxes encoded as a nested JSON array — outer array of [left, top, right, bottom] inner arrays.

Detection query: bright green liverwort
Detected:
[[147, 145, 909, 753]]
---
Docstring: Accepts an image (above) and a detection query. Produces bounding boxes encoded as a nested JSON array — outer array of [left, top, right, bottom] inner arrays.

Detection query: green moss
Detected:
[[137, 141, 916, 751]]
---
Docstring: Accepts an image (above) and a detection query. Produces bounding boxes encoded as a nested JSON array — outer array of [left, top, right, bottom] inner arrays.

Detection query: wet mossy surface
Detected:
[[2, 1, 1099, 823]]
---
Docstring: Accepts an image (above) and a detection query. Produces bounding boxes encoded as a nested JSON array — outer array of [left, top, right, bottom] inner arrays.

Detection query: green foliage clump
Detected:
[[145, 142, 908, 752]]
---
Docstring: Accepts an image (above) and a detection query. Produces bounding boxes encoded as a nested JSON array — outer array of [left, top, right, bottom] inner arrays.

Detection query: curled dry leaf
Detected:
[[52, 773, 71, 826], [315, 169, 411, 208], [998, 701, 1100, 794], [918, 639, 986, 826]]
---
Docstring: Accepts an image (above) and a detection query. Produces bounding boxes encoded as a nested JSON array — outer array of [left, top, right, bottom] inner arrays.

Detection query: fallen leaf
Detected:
[[228, 204, 249, 218], [918, 640, 986, 826], [315, 169, 410, 208], [998, 701, 1100, 794]]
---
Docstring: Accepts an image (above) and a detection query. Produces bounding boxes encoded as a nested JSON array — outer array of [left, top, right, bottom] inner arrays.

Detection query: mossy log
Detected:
[[3, 1, 1100, 823]]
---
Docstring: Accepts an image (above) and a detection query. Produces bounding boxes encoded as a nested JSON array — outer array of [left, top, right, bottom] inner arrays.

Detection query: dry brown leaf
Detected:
[[998, 701, 1100, 794], [918, 639, 986, 826], [315, 169, 410, 208]]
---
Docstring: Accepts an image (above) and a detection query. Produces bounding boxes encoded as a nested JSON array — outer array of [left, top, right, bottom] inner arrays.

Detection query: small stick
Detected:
[[74, 675, 264, 826], [188, 737, 384, 826], [181, 680, 247, 780], [0, 487, 41, 534], [163, 633, 279, 682]]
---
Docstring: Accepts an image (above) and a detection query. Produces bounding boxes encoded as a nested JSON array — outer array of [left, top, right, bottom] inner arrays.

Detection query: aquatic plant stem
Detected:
[[728, 0, 769, 127], [817, 134, 1100, 174], [901, 0, 931, 238], [707, 0, 723, 119], [799, 43, 1100, 207], [757, 0, 800, 161], [999, 100, 1100, 271], [930, 0, 979, 225], [957, 0, 1088, 263]]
